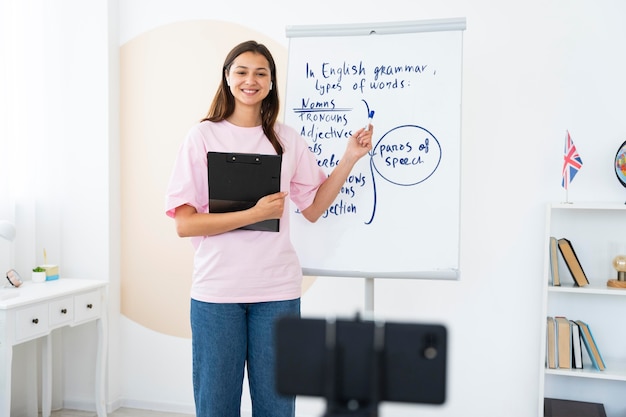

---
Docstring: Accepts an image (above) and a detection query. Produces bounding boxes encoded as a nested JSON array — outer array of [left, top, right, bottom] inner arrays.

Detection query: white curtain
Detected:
[[0, 0, 63, 275]]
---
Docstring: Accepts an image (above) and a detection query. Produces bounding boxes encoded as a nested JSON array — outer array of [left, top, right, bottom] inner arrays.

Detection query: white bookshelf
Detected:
[[539, 202, 626, 417]]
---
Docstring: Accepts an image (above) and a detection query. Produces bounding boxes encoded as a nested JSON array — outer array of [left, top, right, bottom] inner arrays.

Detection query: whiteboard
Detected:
[[285, 19, 466, 279]]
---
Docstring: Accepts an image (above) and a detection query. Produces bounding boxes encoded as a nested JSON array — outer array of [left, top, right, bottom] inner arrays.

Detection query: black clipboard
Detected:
[[207, 151, 282, 232]]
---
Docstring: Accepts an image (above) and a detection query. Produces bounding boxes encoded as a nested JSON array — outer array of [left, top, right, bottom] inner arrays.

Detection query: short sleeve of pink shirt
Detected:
[[164, 120, 326, 303]]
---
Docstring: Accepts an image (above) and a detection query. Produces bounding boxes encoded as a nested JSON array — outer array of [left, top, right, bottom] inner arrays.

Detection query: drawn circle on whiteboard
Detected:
[[371, 125, 442, 186]]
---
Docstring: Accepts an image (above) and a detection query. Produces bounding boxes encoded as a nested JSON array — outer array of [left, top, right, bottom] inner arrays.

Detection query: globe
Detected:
[[616, 140, 626, 188]]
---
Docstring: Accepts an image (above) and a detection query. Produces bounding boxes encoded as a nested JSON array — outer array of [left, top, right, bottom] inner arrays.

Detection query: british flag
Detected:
[[562, 130, 583, 189]]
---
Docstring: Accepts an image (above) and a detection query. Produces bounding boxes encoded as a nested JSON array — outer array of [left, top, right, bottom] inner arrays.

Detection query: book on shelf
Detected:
[[549, 236, 560, 286], [555, 316, 571, 369], [544, 398, 607, 417], [575, 320, 606, 371], [546, 317, 557, 369], [569, 320, 583, 369], [557, 238, 589, 287]]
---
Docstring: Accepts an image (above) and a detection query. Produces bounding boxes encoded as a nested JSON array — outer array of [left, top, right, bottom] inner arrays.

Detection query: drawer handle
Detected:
[[61, 308, 67, 314], [86, 303, 93, 309], [32, 318, 39, 324]]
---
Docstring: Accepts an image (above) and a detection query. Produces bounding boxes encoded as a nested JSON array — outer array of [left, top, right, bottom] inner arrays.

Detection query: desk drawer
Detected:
[[74, 290, 102, 324], [15, 304, 49, 342], [50, 296, 74, 327]]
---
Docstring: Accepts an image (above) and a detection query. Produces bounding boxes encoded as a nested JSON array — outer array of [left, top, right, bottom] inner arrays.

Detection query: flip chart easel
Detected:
[[285, 18, 466, 312]]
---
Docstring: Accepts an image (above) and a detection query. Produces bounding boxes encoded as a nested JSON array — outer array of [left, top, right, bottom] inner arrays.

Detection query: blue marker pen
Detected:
[[365, 110, 375, 131]]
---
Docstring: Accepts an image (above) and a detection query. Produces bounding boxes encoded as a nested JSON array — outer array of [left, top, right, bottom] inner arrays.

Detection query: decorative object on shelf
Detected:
[[32, 266, 46, 283], [607, 254, 626, 288], [561, 130, 583, 203], [41, 248, 59, 281], [5, 269, 23, 287], [615, 140, 626, 204], [42, 264, 59, 281]]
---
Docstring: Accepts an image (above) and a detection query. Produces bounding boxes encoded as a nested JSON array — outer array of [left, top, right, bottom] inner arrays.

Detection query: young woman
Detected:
[[165, 40, 373, 417]]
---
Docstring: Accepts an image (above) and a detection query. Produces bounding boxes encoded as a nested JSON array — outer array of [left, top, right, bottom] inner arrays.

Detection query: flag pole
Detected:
[[563, 131, 569, 204]]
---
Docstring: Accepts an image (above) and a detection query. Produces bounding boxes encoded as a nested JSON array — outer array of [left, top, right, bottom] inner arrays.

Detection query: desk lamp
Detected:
[[1, 220, 22, 287], [608, 254, 626, 288], [0, 220, 16, 242]]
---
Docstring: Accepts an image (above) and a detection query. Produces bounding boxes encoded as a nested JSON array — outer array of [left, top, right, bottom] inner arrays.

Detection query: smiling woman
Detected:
[[119, 21, 287, 338]]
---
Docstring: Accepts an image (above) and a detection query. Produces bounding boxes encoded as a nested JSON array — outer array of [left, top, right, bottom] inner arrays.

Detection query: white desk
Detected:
[[0, 278, 108, 417]]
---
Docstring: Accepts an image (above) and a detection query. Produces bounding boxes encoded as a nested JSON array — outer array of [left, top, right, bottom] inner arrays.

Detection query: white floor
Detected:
[[49, 409, 192, 417]]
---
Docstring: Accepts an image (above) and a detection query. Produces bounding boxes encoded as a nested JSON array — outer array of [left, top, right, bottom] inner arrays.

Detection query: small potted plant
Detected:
[[32, 266, 46, 283]]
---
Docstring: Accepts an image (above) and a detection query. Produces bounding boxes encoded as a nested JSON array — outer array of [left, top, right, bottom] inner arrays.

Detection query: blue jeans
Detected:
[[190, 298, 300, 417]]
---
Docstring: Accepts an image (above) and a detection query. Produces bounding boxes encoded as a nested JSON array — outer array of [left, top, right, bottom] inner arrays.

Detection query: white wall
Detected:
[[115, 1, 626, 416], [5, 0, 626, 416]]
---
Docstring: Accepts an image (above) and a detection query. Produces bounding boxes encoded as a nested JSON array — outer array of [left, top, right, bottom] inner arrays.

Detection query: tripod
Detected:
[[321, 318, 383, 417], [274, 315, 447, 417]]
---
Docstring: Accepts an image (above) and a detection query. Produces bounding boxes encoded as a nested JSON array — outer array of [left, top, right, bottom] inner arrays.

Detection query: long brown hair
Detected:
[[202, 40, 283, 155]]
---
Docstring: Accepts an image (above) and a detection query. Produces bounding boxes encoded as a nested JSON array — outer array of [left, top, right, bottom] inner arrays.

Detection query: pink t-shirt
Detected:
[[165, 120, 326, 303]]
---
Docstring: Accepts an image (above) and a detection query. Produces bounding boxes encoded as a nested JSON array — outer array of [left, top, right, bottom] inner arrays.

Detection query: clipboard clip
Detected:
[[227, 153, 262, 165]]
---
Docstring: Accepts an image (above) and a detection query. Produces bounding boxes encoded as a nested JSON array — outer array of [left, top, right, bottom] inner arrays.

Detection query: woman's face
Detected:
[[226, 51, 272, 109]]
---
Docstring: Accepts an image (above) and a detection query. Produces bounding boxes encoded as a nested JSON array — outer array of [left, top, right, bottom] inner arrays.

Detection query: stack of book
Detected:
[[546, 316, 605, 371], [549, 237, 589, 287]]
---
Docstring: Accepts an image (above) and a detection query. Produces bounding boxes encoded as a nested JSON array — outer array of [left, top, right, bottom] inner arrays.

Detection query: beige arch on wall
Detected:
[[120, 20, 315, 338]]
